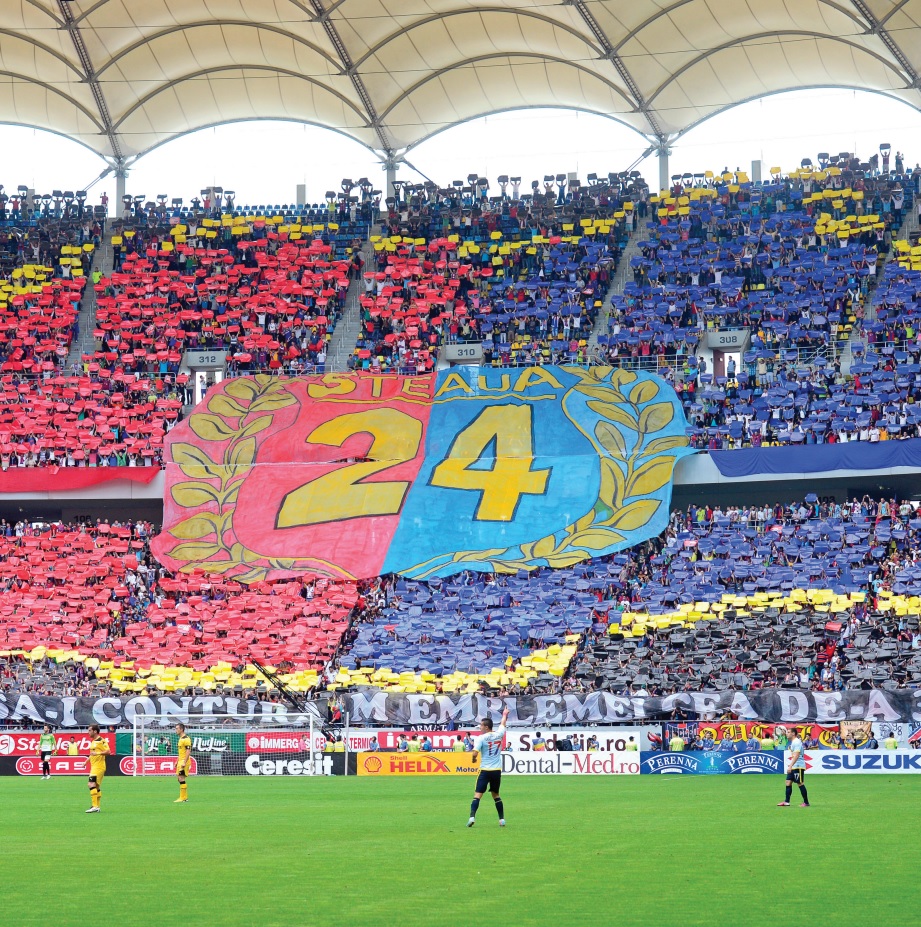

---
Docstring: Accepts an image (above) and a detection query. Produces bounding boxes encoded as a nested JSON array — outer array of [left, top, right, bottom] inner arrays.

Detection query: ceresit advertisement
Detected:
[[356, 752, 478, 776]]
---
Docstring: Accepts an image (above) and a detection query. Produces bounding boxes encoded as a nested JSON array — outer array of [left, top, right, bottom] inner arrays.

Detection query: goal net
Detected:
[[130, 713, 347, 777]]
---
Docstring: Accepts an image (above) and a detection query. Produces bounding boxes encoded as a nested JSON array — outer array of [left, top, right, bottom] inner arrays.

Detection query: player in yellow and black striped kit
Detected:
[[175, 723, 192, 803], [85, 725, 110, 813]]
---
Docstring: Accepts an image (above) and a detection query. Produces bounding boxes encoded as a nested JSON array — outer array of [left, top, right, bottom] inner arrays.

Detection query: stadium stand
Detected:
[[5, 492, 919, 700], [327, 496, 921, 694], [596, 164, 915, 448], [4, 157, 917, 470], [356, 173, 637, 372], [2, 160, 921, 707], [0, 521, 357, 696], [93, 231, 353, 379], [0, 373, 182, 468]]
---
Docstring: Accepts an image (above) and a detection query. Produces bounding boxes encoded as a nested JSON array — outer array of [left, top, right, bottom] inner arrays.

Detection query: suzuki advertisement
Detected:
[[789, 750, 921, 774]]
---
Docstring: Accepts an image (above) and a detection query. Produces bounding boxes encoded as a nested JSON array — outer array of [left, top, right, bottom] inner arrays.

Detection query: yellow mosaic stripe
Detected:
[[0, 648, 320, 694]]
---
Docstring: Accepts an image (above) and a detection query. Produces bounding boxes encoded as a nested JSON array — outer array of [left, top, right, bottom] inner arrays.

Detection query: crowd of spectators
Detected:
[[351, 170, 640, 373], [6, 155, 919, 468], [0, 194, 372, 468], [0, 518, 357, 698], [593, 159, 921, 449], [2, 493, 921, 701]]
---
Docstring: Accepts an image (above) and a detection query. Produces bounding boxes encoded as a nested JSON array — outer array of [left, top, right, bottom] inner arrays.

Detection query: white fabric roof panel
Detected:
[[1, 0, 919, 161]]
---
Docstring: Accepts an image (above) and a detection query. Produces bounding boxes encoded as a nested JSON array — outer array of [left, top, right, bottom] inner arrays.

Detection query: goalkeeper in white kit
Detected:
[[467, 707, 508, 828]]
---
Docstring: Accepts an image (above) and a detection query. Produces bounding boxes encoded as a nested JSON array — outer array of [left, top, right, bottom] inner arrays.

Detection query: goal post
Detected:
[[129, 713, 349, 777]]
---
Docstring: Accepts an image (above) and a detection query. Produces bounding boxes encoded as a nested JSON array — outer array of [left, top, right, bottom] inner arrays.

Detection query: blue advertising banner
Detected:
[[640, 750, 785, 775]]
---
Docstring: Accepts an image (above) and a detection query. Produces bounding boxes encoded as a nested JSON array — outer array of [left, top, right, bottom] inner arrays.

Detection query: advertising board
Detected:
[[640, 750, 785, 775], [355, 752, 478, 776], [790, 750, 921, 774], [502, 751, 639, 775], [0, 731, 116, 756]]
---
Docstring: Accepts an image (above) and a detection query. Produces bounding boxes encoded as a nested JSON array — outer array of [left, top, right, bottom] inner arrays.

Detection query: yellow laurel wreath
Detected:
[[163, 376, 353, 584]]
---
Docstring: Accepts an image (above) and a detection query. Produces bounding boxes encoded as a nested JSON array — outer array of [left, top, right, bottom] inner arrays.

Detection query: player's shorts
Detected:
[[787, 768, 805, 784], [40, 751, 52, 761], [176, 762, 188, 777], [475, 769, 502, 794], [88, 771, 105, 786]]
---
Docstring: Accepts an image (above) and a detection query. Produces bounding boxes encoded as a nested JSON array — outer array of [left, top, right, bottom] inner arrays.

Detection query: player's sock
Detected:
[[469, 797, 480, 819], [42, 761, 50, 776], [784, 785, 792, 803], [179, 783, 188, 801], [494, 798, 504, 820], [91, 789, 99, 809], [799, 786, 809, 805]]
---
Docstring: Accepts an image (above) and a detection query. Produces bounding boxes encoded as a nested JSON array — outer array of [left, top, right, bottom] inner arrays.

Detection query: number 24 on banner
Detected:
[[278, 404, 550, 528]]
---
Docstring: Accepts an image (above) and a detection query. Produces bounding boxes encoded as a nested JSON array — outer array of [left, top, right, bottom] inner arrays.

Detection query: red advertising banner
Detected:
[[0, 467, 159, 494], [119, 756, 198, 776], [0, 731, 116, 756], [15, 755, 100, 776]]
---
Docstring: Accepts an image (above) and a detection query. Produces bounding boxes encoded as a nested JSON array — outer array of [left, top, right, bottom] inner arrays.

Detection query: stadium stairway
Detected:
[[838, 206, 917, 370], [588, 230, 642, 360], [66, 237, 114, 371], [326, 238, 372, 373]]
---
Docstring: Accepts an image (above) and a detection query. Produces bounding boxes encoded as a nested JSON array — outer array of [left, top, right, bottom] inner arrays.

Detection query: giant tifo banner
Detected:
[[4, 689, 921, 727], [151, 366, 693, 581], [338, 690, 921, 725]]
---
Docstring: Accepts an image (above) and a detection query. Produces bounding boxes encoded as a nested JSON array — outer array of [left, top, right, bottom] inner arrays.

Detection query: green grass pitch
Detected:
[[3, 775, 917, 927]]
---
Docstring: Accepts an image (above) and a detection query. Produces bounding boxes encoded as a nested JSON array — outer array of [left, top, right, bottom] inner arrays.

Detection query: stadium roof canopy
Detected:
[[4, 0, 921, 167]]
